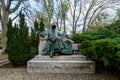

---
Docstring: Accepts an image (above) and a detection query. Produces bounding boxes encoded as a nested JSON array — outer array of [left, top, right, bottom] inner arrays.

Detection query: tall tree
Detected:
[[68, 0, 120, 34], [39, 18, 45, 32], [68, 0, 82, 34], [33, 0, 120, 34], [41, 0, 54, 28], [60, 0, 69, 34], [82, 0, 120, 33], [0, 0, 25, 53]]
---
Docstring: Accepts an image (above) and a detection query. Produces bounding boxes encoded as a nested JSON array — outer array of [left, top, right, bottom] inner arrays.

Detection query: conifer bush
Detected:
[[71, 19, 120, 70], [29, 19, 45, 58], [6, 12, 29, 66]]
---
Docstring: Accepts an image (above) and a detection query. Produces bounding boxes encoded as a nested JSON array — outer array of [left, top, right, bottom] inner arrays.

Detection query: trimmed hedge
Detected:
[[71, 24, 120, 69], [72, 33, 120, 69]]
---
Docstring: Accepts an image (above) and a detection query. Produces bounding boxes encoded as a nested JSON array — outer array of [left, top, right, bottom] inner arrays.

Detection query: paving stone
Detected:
[[0, 69, 118, 80]]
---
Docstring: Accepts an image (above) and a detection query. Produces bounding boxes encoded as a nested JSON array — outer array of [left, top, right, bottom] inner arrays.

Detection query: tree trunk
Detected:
[[72, 15, 76, 34], [0, 0, 23, 54], [1, 11, 9, 54], [63, 17, 66, 34], [60, 18, 62, 31]]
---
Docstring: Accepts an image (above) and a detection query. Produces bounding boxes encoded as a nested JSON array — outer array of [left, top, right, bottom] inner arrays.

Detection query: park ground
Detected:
[[0, 53, 120, 80], [0, 68, 118, 80]]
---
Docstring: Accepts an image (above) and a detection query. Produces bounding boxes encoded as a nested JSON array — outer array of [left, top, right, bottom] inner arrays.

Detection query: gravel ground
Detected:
[[0, 68, 118, 80]]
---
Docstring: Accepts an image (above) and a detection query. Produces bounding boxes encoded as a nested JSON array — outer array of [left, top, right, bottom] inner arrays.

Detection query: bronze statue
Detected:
[[40, 23, 73, 57]]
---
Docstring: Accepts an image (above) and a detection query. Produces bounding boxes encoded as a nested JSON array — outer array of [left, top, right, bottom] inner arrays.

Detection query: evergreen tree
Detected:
[[17, 12, 29, 65], [5, 18, 13, 54], [6, 12, 29, 66], [34, 20, 39, 32], [39, 18, 45, 32], [29, 19, 45, 58], [29, 20, 39, 58]]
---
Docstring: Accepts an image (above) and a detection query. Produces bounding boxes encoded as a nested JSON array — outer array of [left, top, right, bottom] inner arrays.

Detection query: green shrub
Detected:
[[71, 34, 82, 43], [0, 32, 2, 49], [82, 47, 95, 58], [6, 12, 29, 66], [108, 20, 120, 34], [29, 19, 45, 58], [114, 51, 120, 69], [71, 30, 120, 68], [93, 38, 117, 66], [81, 40, 93, 48], [29, 28, 39, 58], [80, 40, 95, 58], [97, 27, 117, 38], [71, 29, 115, 43], [70, 15, 120, 70], [71, 33, 96, 43]]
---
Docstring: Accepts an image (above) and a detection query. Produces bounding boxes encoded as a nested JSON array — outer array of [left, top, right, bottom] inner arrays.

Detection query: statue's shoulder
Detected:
[[44, 29, 51, 33], [57, 31, 64, 34]]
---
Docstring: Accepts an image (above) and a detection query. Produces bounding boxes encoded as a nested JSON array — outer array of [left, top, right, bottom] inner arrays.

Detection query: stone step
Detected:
[[27, 57, 95, 74], [0, 59, 10, 67], [34, 55, 86, 61]]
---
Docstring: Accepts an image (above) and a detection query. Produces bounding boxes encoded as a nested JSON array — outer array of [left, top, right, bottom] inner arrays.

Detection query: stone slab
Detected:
[[34, 55, 86, 61], [27, 60, 95, 74], [27, 55, 95, 74], [0, 59, 10, 66]]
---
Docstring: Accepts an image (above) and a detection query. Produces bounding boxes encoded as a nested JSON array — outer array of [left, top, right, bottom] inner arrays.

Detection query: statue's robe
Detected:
[[40, 29, 73, 56]]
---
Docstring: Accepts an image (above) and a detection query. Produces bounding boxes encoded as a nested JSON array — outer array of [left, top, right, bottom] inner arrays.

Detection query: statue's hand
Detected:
[[63, 38, 74, 43], [67, 39, 74, 43], [56, 36, 60, 39], [40, 33, 45, 38], [62, 38, 67, 41]]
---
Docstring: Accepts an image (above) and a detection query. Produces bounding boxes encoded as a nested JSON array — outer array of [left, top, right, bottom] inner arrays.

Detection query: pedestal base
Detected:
[[27, 55, 95, 74]]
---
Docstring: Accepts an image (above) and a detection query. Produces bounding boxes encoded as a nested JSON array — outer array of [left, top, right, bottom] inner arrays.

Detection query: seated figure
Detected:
[[40, 23, 73, 57]]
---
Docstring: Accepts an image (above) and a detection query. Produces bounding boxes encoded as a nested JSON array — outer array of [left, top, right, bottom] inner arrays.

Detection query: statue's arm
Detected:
[[60, 34, 74, 43], [39, 30, 49, 37]]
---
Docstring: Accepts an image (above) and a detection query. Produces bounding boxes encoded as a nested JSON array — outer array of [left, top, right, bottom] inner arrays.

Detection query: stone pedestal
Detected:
[[28, 38, 95, 74], [38, 37, 46, 55], [27, 55, 95, 74]]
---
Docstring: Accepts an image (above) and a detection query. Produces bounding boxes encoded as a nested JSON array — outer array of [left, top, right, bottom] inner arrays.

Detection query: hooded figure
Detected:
[[40, 23, 73, 57]]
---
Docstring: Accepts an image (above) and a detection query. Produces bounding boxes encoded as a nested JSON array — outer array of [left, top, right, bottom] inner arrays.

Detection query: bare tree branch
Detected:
[[82, 0, 96, 33], [75, 1, 83, 30], [68, 1, 74, 17], [5, 0, 12, 10], [0, 0, 5, 10], [87, 0, 111, 28], [0, 9, 1, 20], [87, 3, 105, 27], [8, 0, 23, 14], [88, 8, 103, 27], [11, 13, 19, 21]]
